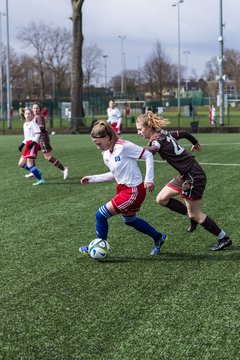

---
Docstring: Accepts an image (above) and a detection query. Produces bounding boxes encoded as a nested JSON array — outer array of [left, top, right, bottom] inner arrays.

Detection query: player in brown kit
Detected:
[[136, 111, 232, 251], [32, 103, 68, 180]]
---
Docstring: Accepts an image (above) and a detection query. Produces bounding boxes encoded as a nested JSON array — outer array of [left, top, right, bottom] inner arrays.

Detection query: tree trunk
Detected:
[[70, 0, 85, 132]]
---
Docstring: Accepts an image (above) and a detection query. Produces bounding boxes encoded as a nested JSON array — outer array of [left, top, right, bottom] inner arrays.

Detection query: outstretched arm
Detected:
[[80, 172, 115, 185], [170, 130, 201, 151]]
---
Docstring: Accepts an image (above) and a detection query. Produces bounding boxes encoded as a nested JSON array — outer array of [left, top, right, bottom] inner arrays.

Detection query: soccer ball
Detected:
[[88, 238, 110, 260]]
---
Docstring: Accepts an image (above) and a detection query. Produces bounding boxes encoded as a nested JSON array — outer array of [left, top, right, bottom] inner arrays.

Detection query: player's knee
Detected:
[[156, 194, 168, 206], [96, 205, 113, 221]]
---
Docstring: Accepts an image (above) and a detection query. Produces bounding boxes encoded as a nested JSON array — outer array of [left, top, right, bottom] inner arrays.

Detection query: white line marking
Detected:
[[153, 159, 240, 167], [183, 142, 240, 146]]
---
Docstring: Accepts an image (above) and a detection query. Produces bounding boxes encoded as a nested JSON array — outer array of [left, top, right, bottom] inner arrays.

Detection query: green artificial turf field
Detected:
[[0, 133, 239, 359]]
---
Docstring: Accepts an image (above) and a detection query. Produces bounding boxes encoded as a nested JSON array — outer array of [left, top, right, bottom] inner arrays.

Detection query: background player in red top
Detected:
[[136, 111, 232, 251]]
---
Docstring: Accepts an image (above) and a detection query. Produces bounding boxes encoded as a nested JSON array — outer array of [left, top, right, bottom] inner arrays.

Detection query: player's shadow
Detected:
[[100, 247, 240, 264], [40, 177, 82, 185]]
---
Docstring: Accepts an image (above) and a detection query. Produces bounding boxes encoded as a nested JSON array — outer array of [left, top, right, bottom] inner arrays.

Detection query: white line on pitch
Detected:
[[153, 160, 240, 167], [182, 142, 240, 146]]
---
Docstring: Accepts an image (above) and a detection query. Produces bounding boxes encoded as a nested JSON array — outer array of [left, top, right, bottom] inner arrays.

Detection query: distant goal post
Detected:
[[114, 100, 146, 115]]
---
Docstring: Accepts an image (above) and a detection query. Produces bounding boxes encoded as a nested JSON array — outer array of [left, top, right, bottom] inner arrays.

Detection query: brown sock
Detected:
[[49, 157, 64, 171]]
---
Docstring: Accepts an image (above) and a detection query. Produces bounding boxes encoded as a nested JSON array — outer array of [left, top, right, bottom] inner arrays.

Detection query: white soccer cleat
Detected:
[[25, 172, 34, 178], [63, 167, 69, 180]]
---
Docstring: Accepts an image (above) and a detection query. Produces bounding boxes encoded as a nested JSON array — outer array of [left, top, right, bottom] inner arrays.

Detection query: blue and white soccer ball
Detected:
[[88, 238, 111, 260]]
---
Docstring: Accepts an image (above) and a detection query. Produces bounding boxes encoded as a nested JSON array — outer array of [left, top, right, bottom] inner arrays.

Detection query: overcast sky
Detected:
[[2, 0, 239, 85]]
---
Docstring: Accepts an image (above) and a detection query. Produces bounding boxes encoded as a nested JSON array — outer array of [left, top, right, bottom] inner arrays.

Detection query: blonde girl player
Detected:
[[136, 111, 232, 251], [79, 120, 167, 256], [32, 102, 68, 180], [18, 108, 45, 186], [107, 99, 122, 135]]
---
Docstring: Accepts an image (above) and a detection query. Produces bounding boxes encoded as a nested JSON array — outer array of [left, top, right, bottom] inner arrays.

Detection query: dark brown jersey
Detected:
[[35, 114, 52, 152], [35, 114, 47, 138], [148, 129, 202, 175]]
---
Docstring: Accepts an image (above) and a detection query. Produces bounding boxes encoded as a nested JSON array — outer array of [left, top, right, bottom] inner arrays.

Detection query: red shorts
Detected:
[[22, 141, 40, 159], [111, 183, 146, 215], [111, 122, 122, 135]]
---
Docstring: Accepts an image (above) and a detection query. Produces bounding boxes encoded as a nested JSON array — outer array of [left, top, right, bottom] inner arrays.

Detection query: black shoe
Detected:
[[187, 219, 198, 233], [210, 236, 232, 251]]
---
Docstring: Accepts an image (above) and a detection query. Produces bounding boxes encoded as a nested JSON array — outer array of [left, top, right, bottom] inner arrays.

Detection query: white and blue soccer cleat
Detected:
[[79, 246, 89, 255]]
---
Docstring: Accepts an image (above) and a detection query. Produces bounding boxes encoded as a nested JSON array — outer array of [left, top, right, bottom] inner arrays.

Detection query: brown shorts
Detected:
[[39, 132, 52, 153], [167, 162, 207, 200]]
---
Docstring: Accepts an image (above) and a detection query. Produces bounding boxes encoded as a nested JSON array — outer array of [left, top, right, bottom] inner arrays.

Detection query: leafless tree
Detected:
[[124, 70, 139, 93], [109, 74, 121, 92], [224, 49, 240, 92], [203, 52, 239, 97], [0, 45, 31, 104], [13, 54, 39, 100], [45, 27, 72, 99], [110, 70, 139, 93], [17, 21, 49, 99], [143, 41, 177, 99], [17, 21, 72, 101], [83, 43, 103, 87], [203, 56, 219, 81]]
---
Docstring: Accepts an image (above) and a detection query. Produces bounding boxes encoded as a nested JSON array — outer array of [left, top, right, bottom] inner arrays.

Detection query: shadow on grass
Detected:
[[36, 178, 82, 185], [90, 247, 240, 264]]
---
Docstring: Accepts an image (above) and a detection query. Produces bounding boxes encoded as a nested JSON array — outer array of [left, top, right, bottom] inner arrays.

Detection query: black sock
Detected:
[[201, 216, 222, 236], [165, 198, 187, 215], [190, 219, 198, 226]]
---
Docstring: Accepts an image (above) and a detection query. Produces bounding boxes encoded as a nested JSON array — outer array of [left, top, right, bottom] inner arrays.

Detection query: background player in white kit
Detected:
[[79, 120, 167, 256], [18, 108, 45, 186], [107, 99, 122, 135]]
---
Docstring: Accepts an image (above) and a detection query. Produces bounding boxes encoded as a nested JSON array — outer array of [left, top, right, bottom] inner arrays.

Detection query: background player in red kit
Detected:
[[18, 108, 45, 186], [79, 120, 167, 256], [136, 111, 232, 251], [107, 99, 122, 135]]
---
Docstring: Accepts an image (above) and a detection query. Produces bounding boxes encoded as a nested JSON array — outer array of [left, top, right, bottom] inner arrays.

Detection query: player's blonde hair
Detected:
[[136, 111, 170, 130], [91, 120, 118, 151]]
